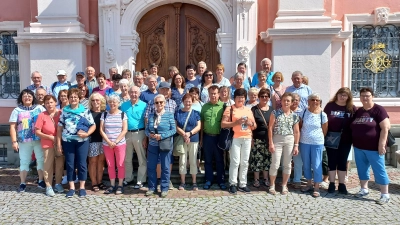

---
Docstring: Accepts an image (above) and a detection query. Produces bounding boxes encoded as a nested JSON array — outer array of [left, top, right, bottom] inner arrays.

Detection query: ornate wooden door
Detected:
[[137, 3, 220, 77]]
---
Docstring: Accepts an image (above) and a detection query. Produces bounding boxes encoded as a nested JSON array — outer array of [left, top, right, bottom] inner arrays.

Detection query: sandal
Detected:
[[115, 186, 124, 195], [268, 185, 277, 195], [98, 182, 107, 190], [301, 186, 313, 193], [178, 183, 186, 191], [92, 184, 100, 192], [281, 185, 289, 195], [104, 186, 116, 194], [192, 183, 198, 191], [263, 179, 270, 187], [253, 179, 260, 188], [312, 191, 320, 198]]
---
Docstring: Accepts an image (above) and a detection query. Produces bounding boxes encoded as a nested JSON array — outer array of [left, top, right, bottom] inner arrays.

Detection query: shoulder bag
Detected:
[[173, 110, 192, 156], [217, 106, 234, 151], [154, 114, 173, 151], [324, 111, 345, 149]]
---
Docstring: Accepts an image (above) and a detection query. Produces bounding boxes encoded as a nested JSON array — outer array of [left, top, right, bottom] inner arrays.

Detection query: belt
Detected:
[[128, 128, 145, 132], [204, 133, 218, 137]]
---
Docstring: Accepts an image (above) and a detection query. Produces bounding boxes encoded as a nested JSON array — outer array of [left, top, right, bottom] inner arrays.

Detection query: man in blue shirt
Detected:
[[251, 58, 274, 87], [139, 75, 158, 103], [285, 71, 313, 111], [52, 70, 71, 97], [70, 71, 86, 89], [26, 71, 52, 94], [120, 86, 148, 188]]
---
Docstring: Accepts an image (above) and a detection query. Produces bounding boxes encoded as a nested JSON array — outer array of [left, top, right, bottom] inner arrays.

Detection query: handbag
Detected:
[[324, 110, 346, 149], [173, 109, 192, 156], [153, 114, 173, 151], [217, 105, 234, 151]]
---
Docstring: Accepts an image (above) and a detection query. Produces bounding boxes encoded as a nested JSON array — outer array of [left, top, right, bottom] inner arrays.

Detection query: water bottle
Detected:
[[241, 116, 248, 130]]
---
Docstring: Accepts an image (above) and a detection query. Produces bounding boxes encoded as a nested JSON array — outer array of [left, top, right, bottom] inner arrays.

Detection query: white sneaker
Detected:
[[134, 181, 143, 189], [46, 187, 55, 197], [61, 176, 68, 185], [355, 189, 369, 198], [319, 181, 329, 189], [376, 195, 390, 205]]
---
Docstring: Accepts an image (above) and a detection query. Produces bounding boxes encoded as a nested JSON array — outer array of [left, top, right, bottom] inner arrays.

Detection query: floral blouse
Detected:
[[272, 108, 300, 135], [58, 104, 95, 142]]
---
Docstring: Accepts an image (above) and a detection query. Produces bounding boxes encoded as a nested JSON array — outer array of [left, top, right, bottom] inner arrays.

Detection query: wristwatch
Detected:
[[189, 131, 193, 136]]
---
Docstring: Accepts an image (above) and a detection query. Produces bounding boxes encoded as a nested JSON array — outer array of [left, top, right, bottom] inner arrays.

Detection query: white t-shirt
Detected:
[[299, 109, 328, 145]]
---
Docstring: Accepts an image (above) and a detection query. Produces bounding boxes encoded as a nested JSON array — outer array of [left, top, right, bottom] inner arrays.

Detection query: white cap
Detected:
[[56, 70, 67, 76]]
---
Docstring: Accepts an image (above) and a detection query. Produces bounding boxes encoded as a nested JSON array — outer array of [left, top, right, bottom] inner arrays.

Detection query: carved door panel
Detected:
[[137, 4, 177, 77], [136, 4, 220, 77]]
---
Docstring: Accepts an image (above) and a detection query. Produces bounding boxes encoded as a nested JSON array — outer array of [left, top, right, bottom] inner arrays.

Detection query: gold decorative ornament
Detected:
[[364, 43, 392, 73], [0, 50, 9, 74]]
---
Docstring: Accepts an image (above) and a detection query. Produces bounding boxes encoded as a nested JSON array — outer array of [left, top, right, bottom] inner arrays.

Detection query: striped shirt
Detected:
[[100, 111, 127, 146]]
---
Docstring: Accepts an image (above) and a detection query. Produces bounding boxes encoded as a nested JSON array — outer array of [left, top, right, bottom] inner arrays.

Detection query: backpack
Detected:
[[51, 81, 72, 93], [103, 111, 125, 120]]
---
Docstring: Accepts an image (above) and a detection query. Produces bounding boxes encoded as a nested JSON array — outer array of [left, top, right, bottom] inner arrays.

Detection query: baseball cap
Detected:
[[76, 71, 85, 77], [158, 81, 170, 89], [56, 70, 67, 76]]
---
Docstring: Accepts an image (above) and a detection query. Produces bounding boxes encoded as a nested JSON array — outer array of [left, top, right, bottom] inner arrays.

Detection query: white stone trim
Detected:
[[113, 0, 236, 76], [343, 11, 400, 106]]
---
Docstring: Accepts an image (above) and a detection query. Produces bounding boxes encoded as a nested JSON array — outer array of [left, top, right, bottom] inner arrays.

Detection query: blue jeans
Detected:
[[354, 147, 390, 185], [300, 143, 323, 183], [292, 154, 303, 183], [62, 140, 89, 182], [147, 145, 172, 192], [203, 134, 225, 184]]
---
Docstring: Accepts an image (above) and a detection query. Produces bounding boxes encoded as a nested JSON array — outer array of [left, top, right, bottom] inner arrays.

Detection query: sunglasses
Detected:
[[205, 74, 213, 77], [260, 95, 269, 98], [155, 101, 164, 105]]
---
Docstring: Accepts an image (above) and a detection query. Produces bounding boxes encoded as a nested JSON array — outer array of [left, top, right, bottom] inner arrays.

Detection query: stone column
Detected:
[[234, 0, 257, 79], [260, 0, 350, 103], [13, 0, 97, 87]]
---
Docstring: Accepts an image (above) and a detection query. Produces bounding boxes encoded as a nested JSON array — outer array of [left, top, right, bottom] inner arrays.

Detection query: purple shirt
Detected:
[[323, 102, 357, 144], [350, 104, 388, 151]]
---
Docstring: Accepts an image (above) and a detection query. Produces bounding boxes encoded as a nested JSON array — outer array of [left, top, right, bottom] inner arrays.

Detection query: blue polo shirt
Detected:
[[139, 89, 158, 103], [120, 100, 147, 130], [285, 84, 313, 111], [52, 81, 70, 98], [251, 71, 275, 87]]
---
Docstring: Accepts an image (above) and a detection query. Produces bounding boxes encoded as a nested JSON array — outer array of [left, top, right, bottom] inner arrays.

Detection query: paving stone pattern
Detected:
[[1, 166, 400, 224]]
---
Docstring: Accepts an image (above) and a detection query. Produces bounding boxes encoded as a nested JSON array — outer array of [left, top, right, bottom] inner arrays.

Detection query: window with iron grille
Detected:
[[0, 143, 7, 163], [351, 25, 400, 98], [0, 31, 19, 99]]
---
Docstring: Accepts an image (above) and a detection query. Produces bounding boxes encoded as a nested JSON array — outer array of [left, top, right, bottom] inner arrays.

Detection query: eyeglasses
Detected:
[[155, 101, 164, 105], [360, 95, 372, 98], [310, 99, 320, 102], [91, 99, 100, 102], [260, 95, 269, 98]]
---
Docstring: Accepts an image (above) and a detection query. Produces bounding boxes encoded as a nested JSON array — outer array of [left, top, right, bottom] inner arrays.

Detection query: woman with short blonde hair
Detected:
[[245, 87, 259, 108]]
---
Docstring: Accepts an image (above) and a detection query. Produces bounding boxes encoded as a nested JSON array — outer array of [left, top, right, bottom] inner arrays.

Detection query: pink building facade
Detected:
[[0, 0, 399, 125]]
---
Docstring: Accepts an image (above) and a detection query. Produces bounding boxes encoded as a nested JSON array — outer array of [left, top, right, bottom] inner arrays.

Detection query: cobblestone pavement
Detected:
[[1, 166, 400, 224]]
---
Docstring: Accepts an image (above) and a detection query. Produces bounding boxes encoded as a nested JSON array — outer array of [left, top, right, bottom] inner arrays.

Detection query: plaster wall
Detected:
[[0, 108, 15, 124], [272, 38, 332, 104], [30, 42, 86, 87]]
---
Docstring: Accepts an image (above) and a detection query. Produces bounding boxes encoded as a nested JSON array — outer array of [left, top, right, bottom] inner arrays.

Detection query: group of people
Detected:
[[9, 58, 392, 204]]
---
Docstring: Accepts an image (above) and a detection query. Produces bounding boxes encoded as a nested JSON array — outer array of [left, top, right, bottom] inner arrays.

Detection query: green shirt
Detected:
[[200, 101, 224, 135]]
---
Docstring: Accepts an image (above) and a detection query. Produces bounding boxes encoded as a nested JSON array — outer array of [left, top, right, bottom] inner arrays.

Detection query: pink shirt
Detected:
[[93, 86, 111, 96], [35, 111, 60, 149]]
